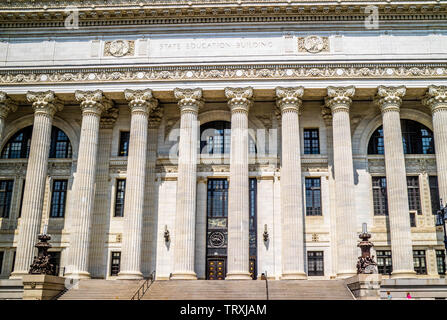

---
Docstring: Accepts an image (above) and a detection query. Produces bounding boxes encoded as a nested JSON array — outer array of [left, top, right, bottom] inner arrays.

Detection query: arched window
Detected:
[[199, 121, 257, 155], [1, 126, 72, 159], [368, 120, 435, 155]]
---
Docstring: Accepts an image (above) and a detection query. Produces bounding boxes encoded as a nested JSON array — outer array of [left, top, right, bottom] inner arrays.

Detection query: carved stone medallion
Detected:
[[104, 40, 135, 57], [298, 36, 329, 53]]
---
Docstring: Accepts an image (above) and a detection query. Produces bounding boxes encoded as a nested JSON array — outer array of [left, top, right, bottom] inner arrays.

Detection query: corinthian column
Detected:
[[325, 86, 357, 278], [423, 85, 447, 202], [11, 91, 62, 278], [375, 85, 416, 279], [118, 89, 157, 280], [225, 87, 253, 280], [171, 88, 203, 280], [0, 92, 18, 141], [275, 87, 307, 279], [66, 90, 111, 279]]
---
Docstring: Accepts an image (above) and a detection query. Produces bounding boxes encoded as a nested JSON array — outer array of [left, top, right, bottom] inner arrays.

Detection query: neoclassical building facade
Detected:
[[0, 0, 446, 283]]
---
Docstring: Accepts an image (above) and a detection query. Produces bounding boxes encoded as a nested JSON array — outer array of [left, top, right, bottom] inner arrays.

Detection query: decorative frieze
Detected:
[[1, 64, 445, 85]]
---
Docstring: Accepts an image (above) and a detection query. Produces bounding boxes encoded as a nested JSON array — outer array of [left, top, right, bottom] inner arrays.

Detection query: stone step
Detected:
[[58, 279, 144, 300]]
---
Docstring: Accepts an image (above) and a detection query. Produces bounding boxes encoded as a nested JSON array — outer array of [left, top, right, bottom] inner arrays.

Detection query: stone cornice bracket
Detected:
[[374, 85, 406, 113], [275, 86, 304, 115], [225, 87, 253, 113], [174, 88, 203, 114], [0, 91, 18, 119], [75, 89, 112, 116], [124, 88, 157, 115], [422, 85, 447, 113], [26, 90, 63, 117], [325, 86, 355, 113]]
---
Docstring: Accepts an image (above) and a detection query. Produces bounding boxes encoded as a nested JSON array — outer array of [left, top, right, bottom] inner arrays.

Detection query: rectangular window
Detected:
[[305, 178, 321, 216], [110, 252, 121, 276], [0, 180, 14, 218], [407, 176, 421, 214], [49, 251, 61, 276], [118, 131, 130, 157], [413, 250, 427, 275], [11, 251, 15, 272], [430, 176, 441, 215], [18, 180, 25, 218], [372, 177, 388, 216], [0, 251, 3, 274], [409, 212, 417, 228], [307, 251, 324, 276], [114, 179, 126, 217], [376, 250, 393, 275], [436, 250, 446, 275], [50, 180, 68, 218], [303, 129, 320, 155]]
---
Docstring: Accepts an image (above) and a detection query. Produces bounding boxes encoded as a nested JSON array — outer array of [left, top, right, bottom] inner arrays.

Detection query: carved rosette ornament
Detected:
[[75, 90, 112, 116], [26, 90, 63, 116], [0, 92, 18, 119], [225, 87, 253, 113], [174, 88, 203, 114], [124, 89, 157, 115], [325, 86, 356, 113], [422, 85, 447, 113], [374, 85, 406, 112], [275, 86, 304, 114]]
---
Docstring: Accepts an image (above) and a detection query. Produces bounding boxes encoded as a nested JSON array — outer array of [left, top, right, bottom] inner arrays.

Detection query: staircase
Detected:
[[58, 279, 144, 300], [268, 280, 354, 300], [141, 280, 355, 300]]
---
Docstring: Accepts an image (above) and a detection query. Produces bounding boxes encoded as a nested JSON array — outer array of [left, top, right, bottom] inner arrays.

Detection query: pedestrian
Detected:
[[406, 292, 412, 299], [386, 291, 392, 300]]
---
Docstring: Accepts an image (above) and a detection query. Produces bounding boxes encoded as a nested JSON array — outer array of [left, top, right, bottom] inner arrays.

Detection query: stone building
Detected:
[[0, 0, 447, 298]]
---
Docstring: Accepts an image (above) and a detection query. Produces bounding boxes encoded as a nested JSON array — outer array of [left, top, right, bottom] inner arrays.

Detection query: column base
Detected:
[[281, 272, 308, 280], [170, 272, 197, 280], [225, 272, 252, 280], [336, 271, 357, 279], [64, 271, 91, 280], [9, 270, 29, 280], [117, 271, 144, 280], [391, 270, 417, 279]]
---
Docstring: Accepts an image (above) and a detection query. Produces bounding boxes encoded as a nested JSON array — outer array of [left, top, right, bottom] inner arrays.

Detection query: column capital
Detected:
[[75, 90, 112, 116], [26, 90, 63, 116], [124, 89, 158, 115], [275, 86, 303, 114], [225, 87, 253, 113], [374, 85, 406, 113], [99, 106, 119, 129], [174, 88, 203, 114], [149, 105, 163, 129], [325, 86, 355, 113], [0, 92, 18, 119], [422, 85, 447, 113]]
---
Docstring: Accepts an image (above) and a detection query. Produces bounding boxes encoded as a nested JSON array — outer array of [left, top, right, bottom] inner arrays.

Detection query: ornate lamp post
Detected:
[[28, 224, 54, 275], [356, 223, 378, 274]]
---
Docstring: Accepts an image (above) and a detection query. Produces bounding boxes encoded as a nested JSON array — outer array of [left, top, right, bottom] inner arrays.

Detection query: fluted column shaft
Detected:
[[119, 89, 155, 279], [424, 85, 447, 202], [276, 87, 307, 279], [376, 85, 416, 278], [226, 87, 253, 280], [326, 86, 357, 278], [66, 90, 110, 279], [11, 91, 61, 278], [171, 88, 202, 280]]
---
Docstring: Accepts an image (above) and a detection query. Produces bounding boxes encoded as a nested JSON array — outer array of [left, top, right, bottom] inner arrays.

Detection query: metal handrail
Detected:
[[263, 270, 269, 300], [131, 270, 156, 300]]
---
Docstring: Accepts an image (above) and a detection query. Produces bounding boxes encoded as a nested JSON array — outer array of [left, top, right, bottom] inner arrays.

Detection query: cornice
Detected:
[[0, 63, 446, 85], [0, 1, 446, 28]]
